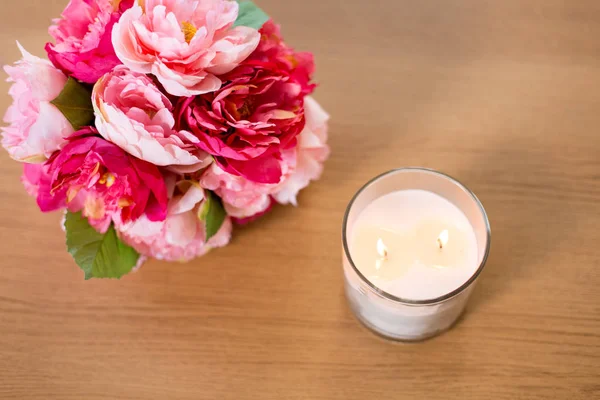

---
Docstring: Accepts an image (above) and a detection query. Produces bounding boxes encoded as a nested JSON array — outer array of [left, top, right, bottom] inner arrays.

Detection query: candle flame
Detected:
[[437, 230, 449, 249], [377, 238, 388, 258]]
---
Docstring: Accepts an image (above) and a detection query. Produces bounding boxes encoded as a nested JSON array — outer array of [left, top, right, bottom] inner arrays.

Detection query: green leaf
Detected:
[[199, 191, 227, 241], [50, 77, 94, 131], [234, 1, 269, 29], [65, 211, 139, 280]]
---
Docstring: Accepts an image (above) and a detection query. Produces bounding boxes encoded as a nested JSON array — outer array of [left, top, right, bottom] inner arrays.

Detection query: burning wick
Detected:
[[437, 230, 449, 249], [376, 238, 388, 270], [377, 238, 388, 259]]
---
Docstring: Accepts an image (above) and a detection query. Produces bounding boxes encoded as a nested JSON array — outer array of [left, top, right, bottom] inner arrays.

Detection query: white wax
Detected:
[[349, 189, 479, 301]]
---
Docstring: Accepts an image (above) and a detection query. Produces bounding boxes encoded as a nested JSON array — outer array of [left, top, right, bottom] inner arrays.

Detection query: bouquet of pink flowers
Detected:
[[1, 0, 329, 279]]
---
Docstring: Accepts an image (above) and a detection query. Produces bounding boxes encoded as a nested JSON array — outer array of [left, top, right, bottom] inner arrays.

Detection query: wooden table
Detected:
[[1, 0, 599, 398]]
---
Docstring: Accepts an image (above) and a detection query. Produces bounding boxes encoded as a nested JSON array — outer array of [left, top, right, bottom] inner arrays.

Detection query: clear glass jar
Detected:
[[342, 168, 491, 341]]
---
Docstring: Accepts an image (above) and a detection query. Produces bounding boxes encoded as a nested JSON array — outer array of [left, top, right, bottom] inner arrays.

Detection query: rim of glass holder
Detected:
[[342, 167, 492, 306]]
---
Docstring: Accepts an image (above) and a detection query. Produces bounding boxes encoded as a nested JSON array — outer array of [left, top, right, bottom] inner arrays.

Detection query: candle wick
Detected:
[[376, 238, 388, 260], [437, 230, 449, 250]]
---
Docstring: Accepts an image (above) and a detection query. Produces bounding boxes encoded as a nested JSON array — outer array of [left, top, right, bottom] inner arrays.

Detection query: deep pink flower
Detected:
[[197, 97, 329, 218], [250, 20, 316, 96], [45, 0, 134, 84], [177, 60, 306, 184], [41, 129, 168, 230], [112, 0, 260, 96]]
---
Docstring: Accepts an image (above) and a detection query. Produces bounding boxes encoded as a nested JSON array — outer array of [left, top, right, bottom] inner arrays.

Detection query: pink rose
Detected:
[[40, 129, 168, 231], [1, 44, 74, 163], [251, 21, 316, 96], [200, 163, 273, 218], [45, 0, 134, 84], [273, 97, 330, 206], [112, 0, 260, 96], [116, 180, 232, 261], [177, 60, 305, 184], [93, 66, 206, 166]]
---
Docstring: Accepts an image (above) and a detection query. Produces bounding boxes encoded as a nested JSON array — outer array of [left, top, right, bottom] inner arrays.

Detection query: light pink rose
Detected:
[[200, 163, 273, 218], [2, 43, 74, 163], [273, 97, 330, 206], [93, 66, 207, 166], [116, 180, 232, 261], [112, 0, 260, 96]]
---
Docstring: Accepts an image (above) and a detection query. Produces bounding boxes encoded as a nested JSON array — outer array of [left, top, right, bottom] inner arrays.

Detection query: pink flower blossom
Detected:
[[198, 96, 329, 219], [177, 60, 305, 184], [116, 179, 232, 261], [93, 66, 207, 166], [273, 97, 330, 206], [200, 163, 273, 218], [111, 0, 260, 96], [40, 129, 168, 231], [45, 0, 134, 84], [2, 43, 74, 163]]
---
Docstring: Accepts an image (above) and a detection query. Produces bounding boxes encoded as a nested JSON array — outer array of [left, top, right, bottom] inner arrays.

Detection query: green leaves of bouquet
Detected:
[[200, 192, 227, 241], [234, 1, 269, 29], [57, 1, 269, 280], [50, 77, 95, 131], [65, 212, 139, 280]]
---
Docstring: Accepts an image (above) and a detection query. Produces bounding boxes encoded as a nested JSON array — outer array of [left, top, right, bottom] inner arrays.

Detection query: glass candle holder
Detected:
[[342, 168, 491, 341]]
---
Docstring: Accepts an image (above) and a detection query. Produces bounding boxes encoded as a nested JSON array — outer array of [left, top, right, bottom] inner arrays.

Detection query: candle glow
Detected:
[[437, 229, 449, 249], [377, 238, 388, 258]]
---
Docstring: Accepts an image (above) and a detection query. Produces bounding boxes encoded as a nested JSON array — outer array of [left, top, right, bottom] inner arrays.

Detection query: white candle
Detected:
[[343, 169, 490, 341], [350, 190, 479, 301]]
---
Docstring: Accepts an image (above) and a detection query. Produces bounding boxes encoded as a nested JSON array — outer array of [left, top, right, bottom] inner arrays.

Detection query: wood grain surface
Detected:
[[0, 0, 599, 399]]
